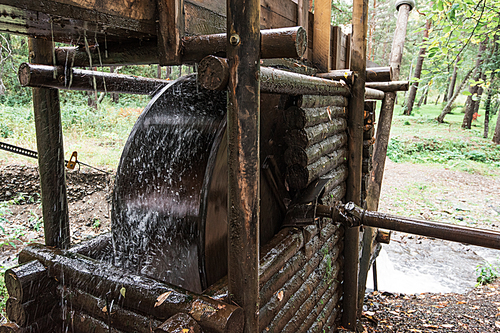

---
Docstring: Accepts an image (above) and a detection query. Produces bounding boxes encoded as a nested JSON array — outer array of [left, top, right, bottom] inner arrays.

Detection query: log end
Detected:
[[18, 63, 31, 87], [296, 26, 308, 58], [198, 56, 229, 91], [6, 298, 26, 327], [0, 323, 20, 333], [155, 313, 204, 333]]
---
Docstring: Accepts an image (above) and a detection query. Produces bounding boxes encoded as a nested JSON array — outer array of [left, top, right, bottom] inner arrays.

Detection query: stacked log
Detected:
[[362, 101, 376, 203], [2, 244, 244, 333], [284, 97, 349, 192]]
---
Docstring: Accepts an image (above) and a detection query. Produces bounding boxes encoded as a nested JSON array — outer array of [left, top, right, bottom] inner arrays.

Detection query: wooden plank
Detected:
[[185, 1, 226, 35], [312, 0, 331, 72], [157, 0, 184, 65], [331, 26, 341, 70]]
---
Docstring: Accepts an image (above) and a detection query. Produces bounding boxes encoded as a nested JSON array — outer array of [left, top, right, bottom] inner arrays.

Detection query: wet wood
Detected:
[[260, 67, 350, 96], [62, 311, 124, 333], [284, 133, 347, 167], [18, 244, 244, 333], [284, 118, 347, 149], [4, 261, 55, 304], [286, 148, 347, 190], [259, 228, 304, 284], [344, 0, 368, 326], [6, 296, 57, 327], [198, 55, 229, 90], [69, 232, 112, 260], [262, 245, 341, 332], [226, 0, 261, 333], [308, 289, 342, 333], [316, 67, 392, 82], [56, 285, 161, 333], [365, 87, 385, 100], [29, 38, 70, 250], [297, 95, 348, 108], [376, 229, 391, 244], [55, 27, 307, 66], [259, 224, 340, 307], [321, 164, 349, 195], [19, 63, 168, 95], [312, 0, 331, 72], [365, 81, 409, 91], [155, 313, 203, 332], [157, 0, 184, 65], [0, 314, 58, 333], [283, 105, 346, 129]]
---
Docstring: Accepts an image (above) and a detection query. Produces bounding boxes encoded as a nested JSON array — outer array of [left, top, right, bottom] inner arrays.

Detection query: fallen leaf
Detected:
[[364, 311, 375, 316], [102, 305, 107, 313], [155, 291, 172, 307], [422, 324, 438, 329], [456, 301, 466, 304], [120, 287, 126, 298], [442, 324, 454, 328], [277, 290, 284, 302], [182, 329, 189, 333], [496, 322, 500, 329]]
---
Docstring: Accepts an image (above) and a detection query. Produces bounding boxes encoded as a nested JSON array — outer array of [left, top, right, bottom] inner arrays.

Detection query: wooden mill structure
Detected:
[[8, 0, 500, 333]]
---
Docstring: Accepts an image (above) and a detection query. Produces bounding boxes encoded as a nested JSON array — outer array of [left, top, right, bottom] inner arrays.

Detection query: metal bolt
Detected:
[[229, 34, 240, 46]]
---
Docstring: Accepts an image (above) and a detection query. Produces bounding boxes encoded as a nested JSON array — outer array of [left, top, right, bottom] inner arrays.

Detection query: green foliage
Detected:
[[0, 267, 7, 319], [475, 261, 499, 285]]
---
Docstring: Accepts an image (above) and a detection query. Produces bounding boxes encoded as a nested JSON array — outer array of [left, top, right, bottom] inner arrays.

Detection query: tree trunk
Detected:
[[493, 110, 500, 143], [437, 68, 474, 123], [463, 40, 487, 129], [417, 84, 428, 107], [405, 19, 431, 115], [435, 94, 440, 105], [447, 56, 460, 101], [484, 79, 494, 138]]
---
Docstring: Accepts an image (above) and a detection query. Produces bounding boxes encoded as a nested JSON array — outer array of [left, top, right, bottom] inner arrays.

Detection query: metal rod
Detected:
[[343, 0, 368, 327], [226, 0, 260, 332], [19, 63, 167, 95], [28, 38, 70, 249], [54, 27, 307, 67], [372, 260, 378, 291]]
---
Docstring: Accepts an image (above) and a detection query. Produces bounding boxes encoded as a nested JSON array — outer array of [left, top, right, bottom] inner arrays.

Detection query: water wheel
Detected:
[[112, 75, 287, 292]]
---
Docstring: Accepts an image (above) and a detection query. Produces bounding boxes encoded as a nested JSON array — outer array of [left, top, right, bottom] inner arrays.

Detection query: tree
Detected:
[[405, 19, 431, 115], [493, 110, 500, 143], [437, 68, 474, 122], [462, 40, 487, 129]]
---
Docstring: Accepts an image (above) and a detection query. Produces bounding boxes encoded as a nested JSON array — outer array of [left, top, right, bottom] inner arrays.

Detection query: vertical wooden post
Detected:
[[343, 0, 368, 328], [29, 38, 70, 249], [298, 0, 309, 37], [227, 0, 260, 332], [359, 0, 413, 318], [157, 0, 184, 65], [313, 0, 332, 72]]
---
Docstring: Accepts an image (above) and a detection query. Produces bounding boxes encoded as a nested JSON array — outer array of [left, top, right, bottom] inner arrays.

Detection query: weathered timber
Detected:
[[198, 58, 351, 96], [69, 232, 112, 260], [316, 67, 392, 82], [309, 289, 342, 333], [4, 261, 55, 304], [6, 296, 57, 327], [157, 0, 184, 65], [259, 224, 340, 308], [18, 244, 244, 333], [56, 285, 161, 333], [365, 81, 409, 91], [376, 229, 391, 244], [281, 263, 341, 333], [344, 0, 368, 325], [284, 118, 347, 149], [297, 95, 348, 108], [295, 286, 342, 333], [284, 133, 347, 167], [365, 88, 385, 100], [155, 313, 203, 333], [325, 183, 347, 202], [262, 246, 341, 332], [283, 105, 346, 129], [63, 311, 124, 333], [226, 1, 261, 333], [286, 149, 347, 190], [198, 55, 229, 90], [260, 67, 350, 96], [0, 313, 58, 333], [55, 27, 307, 66], [312, 0, 332, 72], [29, 38, 70, 250], [321, 164, 349, 195], [259, 228, 304, 284], [19, 63, 168, 95]]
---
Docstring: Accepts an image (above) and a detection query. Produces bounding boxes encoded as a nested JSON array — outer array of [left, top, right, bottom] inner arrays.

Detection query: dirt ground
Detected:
[[1, 160, 500, 331]]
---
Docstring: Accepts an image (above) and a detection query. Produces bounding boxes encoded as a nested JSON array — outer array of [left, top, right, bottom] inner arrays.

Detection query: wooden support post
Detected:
[[28, 38, 70, 249], [343, 0, 368, 328], [358, 0, 413, 319], [157, 0, 184, 65], [227, 0, 260, 333], [298, 0, 309, 60], [312, 0, 332, 72]]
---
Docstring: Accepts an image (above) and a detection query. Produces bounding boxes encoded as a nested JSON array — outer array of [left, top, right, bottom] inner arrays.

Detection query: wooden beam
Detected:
[[29, 38, 70, 249], [157, 0, 184, 65], [227, 1, 260, 333], [312, 0, 332, 72]]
